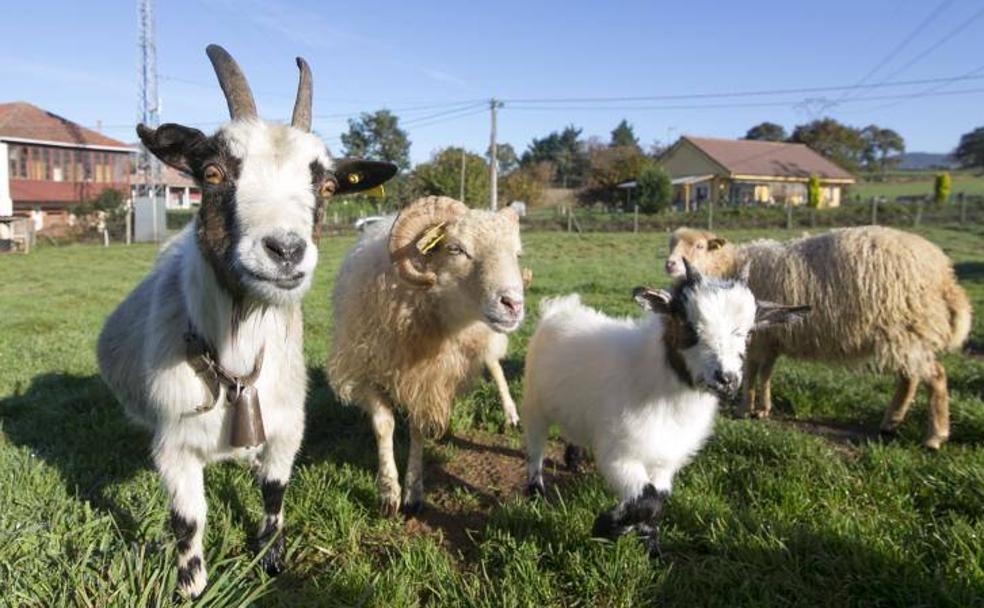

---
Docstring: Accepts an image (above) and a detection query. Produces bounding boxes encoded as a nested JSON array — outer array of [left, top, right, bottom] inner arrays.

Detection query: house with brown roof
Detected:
[[0, 101, 133, 233], [660, 136, 855, 211]]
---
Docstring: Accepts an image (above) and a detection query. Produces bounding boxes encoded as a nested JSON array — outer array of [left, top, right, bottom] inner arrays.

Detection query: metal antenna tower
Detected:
[[137, 0, 162, 241]]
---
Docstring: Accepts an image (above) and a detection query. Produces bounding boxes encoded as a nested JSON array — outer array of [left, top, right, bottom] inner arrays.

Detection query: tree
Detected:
[[520, 125, 588, 187], [412, 147, 489, 206], [341, 109, 411, 170], [635, 164, 672, 213], [953, 126, 984, 170], [744, 122, 787, 142], [500, 162, 551, 208], [934, 172, 951, 205], [790, 118, 866, 173], [581, 142, 651, 206], [861, 125, 905, 174], [807, 174, 821, 209], [610, 119, 640, 149], [488, 142, 519, 174]]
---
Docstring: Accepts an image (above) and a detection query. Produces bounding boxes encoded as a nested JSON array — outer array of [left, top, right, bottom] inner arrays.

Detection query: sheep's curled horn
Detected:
[[205, 43, 312, 132], [389, 197, 468, 287]]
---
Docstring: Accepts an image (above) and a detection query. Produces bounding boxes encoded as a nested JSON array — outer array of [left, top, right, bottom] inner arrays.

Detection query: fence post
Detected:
[[785, 201, 792, 230], [914, 197, 924, 227], [633, 204, 639, 234], [707, 198, 714, 231], [870, 197, 878, 225], [959, 193, 967, 224], [567, 206, 572, 233]]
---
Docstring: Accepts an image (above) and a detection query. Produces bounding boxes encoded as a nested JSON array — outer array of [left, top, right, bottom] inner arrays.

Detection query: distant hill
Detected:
[[890, 152, 956, 171]]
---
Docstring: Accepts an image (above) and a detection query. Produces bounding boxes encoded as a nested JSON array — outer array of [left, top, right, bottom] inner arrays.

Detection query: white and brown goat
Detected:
[[97, 45, 395, 598]]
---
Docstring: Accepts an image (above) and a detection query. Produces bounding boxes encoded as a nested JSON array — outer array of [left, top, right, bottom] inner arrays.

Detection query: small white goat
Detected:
[[521, 261, 808, 555], [97, 45, 394, 598]]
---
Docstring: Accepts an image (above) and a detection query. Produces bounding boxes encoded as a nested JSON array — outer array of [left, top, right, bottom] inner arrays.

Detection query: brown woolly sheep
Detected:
[[666, 226, 972, 449], [328, 196, 525, 515]]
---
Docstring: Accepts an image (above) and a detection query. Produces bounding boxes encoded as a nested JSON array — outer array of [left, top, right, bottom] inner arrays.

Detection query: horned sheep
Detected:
[[521, 262, 809, 555], [328, 196, 525, 515], [96, 45, 395, 598], [666, 226, 972, 449]]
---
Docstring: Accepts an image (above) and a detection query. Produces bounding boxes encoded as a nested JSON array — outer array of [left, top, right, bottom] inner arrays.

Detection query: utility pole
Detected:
[[489, 98, 503, 210], [138, 0, 161, 243], [459, 147, 466, 203]]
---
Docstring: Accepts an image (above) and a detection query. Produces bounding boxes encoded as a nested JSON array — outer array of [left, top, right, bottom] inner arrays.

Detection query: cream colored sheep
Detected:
[[666, 226, 972, 450], [328, 196, 525, 515]]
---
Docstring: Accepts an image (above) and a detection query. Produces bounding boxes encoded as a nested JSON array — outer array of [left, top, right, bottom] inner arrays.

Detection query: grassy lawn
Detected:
[[851, 170, 984, 200], [1, 226, 982, 607]]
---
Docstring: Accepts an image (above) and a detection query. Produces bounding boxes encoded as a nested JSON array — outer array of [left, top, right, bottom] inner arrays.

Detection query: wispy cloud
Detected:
[[0, 56, 130, 94], [199, 0, 474, 92]]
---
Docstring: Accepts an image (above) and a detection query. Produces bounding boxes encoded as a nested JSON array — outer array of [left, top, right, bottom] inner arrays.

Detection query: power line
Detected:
[[505, 86, 984, 112], [851, 4, 984, 102], [831, 0, 954, 106], [500, 73, 984, 104]]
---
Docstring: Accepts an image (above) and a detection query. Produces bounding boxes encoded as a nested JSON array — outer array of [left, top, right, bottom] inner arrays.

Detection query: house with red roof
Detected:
[[0, 102, 133, 233], [660, 136, 856, 211]]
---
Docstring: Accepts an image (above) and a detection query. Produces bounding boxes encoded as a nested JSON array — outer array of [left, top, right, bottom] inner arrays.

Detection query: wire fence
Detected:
[[521, 195, 984, 234]]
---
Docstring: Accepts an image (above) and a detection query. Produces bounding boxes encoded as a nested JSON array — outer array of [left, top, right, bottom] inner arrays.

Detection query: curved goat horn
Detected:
[[389, 196, 468, 287], [205, 44, 257, 120], [291, 57, 312, 132]]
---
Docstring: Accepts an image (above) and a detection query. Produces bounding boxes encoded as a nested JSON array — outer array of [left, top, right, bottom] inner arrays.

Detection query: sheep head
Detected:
[[136, 44, 397, 306], [665, 227, 730, 278], [389, 196, 525, 332]]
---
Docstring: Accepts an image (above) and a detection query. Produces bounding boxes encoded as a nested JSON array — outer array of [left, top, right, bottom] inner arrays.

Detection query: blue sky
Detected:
[[1, 0, 982, 163]]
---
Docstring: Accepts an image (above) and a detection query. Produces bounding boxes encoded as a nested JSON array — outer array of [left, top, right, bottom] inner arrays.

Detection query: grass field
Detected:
[[851, 170, 984, 200], [1, 226, 982, 607]]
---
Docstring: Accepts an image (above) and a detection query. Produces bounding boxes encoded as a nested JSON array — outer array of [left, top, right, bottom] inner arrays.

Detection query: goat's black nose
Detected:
[[263, 234, 306, 267], [714, 370, 740, 391]]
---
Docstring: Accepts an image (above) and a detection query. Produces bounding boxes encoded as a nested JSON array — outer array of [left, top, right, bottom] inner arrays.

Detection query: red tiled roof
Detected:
[[683, 136, 855, 181], [0, 102, 130, 149]]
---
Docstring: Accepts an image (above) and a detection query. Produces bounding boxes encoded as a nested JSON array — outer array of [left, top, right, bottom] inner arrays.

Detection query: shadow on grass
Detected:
[[0, 373, 149, 534], [655, 505, 982, 606]]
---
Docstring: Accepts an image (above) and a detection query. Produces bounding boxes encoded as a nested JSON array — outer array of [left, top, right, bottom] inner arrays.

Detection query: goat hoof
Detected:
[[591, 510, 628, 540], [564, 444, 586, 473], [526, 479, 546, 499], [175, 558, 208, 601], [257, 533, 285, 576], [923, 436, 947, 451], [400, 500, 424, 516], [641, 533, 662, 559]]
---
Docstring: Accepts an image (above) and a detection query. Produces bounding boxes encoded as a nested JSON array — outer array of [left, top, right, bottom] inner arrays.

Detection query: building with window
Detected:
[[660, 136, 855, 211], [0, 102, 133, 234]]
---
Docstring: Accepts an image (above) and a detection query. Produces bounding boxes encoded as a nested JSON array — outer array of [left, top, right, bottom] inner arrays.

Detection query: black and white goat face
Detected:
[[138, 45, 396, 306], [635, 260, 810, 399]]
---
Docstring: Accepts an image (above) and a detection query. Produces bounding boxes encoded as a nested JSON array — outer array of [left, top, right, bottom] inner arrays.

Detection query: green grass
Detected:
[[1, 226, 983, 607], [851, 170, 984, 200]]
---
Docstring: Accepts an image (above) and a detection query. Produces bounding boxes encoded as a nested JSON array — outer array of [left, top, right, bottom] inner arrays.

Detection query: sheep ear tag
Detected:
[[416, 222, 447, 255], [229, 383, 266, 448]]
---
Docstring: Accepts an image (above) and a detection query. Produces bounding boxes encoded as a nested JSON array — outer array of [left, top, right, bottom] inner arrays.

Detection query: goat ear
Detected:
[[754, 301, 811, 330], [633, 287, 673, 314], [136, 123, 206, 174], [332, 159, 398, 195], [708, 237, 727, 250]]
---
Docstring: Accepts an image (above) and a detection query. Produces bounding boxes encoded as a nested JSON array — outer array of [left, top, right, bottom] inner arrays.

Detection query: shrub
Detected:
[[635, 164, 672, 213], [934, 172, 951, 205]]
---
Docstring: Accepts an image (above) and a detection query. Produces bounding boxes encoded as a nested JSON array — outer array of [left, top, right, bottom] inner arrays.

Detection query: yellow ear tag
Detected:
[[417, 222, 447, 255], [364, 184, 386, 199]]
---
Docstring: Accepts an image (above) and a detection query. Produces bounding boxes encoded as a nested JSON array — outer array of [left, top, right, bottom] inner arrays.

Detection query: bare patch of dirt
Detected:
[[402, 429, 581, 557], [770, 417, 881, 458]]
